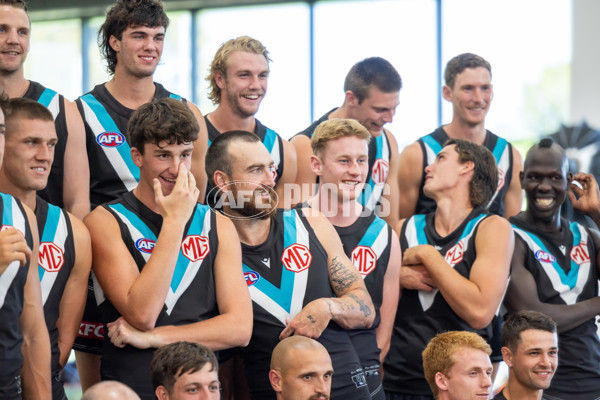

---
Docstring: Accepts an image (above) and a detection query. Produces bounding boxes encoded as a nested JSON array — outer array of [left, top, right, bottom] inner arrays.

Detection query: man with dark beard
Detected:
[[206, 130, 375, 400]]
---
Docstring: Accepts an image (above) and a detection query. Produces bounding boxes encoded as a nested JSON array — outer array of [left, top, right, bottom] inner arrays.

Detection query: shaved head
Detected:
[[82, 380, 141, 400], [523, 138, 568, 172], [271, 336, 329, 371]]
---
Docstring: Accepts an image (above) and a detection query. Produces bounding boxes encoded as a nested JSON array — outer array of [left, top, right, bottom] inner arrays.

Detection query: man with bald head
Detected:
[[504, 138, 600, 399], [270, 336, 334, 400], [82, 380, 141, 400]]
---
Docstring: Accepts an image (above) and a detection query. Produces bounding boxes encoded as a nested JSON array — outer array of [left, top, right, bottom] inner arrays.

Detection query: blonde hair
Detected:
[[206, 36, 271, 105], [422, 331, 491, 398], [310, 118, 371, 158]]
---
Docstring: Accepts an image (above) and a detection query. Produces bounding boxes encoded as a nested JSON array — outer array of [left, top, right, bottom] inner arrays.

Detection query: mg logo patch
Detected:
[[97, 132, 125, 147], [351, 245, 377, 276], [135, 238, 156, 254], [535, 250, 555, 263], [571, 244, 590, 265], [445, 241, 464, 265], [39, 242, 64, 272], [281, 244, 312, 273], [244, 271, 260, 286], [497, 168, 505, 190], [372, 159, 389, 185], [181, 235, 210, 262]]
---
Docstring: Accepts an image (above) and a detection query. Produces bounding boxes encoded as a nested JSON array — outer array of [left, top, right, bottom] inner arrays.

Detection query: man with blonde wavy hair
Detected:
[[204, 36, 296, 207], [422, 331, 493, 400]]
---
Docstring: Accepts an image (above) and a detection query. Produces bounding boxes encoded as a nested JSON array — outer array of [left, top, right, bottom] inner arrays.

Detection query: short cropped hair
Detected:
[[4, 98, 53, 131], [423, 331, 491, 398], [344, 57, 402, 103], [445, 139, 497, 208], [128, 98, 198, 154], [205, 130, 261, 186], [502, 311, 557, 352], [151, 341, 218, 394], [523, 138, 568, 171], [207, 36, 271, 105], [99, 0, 169, 75], [444, 53, 492, 89], [0, 91, 11, 117], [0, 0, 27, 12], [311, 118, 371, 157]]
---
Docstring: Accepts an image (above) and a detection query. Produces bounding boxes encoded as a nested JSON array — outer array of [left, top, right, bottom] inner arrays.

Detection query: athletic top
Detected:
[[0, 193, 33, 385], [240, 208, 370, 400], [416, 127, 513, 216], [494, 389, 552, 400], [25, 81, 68, 208], [294, 108, 392, 211], [76, 83, 183, 209], [335, 210, 391, 399], [35, 197, 75, 380], [510, 214, 600, 400], [383, 208, 500, 396], [97, 191, 219, 400], [204, 116, 285, 206]]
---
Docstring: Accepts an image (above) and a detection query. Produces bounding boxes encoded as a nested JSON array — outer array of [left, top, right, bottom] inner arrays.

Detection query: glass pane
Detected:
[[25, 19, 82, 101], [314, 0, 438, 148], [196, 3, 311, 139], [442, 0, 572, 143]]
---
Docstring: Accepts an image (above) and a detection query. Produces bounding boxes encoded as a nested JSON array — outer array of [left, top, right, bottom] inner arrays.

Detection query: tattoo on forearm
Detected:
[[347, 292, 372, 319], [307, 314, 316, 324], [329, 256, 359, 292]]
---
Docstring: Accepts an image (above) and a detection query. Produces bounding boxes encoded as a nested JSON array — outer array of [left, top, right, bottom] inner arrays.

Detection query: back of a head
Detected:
[[311, 118, 371, 157], [422, 331, 491, 398], [82, 380, 141, 400], [151, 341, 218, 394], [444, 53, 491, 89], [99, 0, 169, 74], [127, 97, 198, 154], [502, 310, 557, 352], [343, 57, 402, 103], [207, 36, 270, 105]]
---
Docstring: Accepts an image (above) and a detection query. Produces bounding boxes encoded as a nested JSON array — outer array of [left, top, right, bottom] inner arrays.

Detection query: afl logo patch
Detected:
[[39, 242, 64, 272], [281, 244, 312, 273], [135, 238, 156, 254], [535, 250, 555, 263], [97, 131, 125, 147], [244, 271, 260, 286]]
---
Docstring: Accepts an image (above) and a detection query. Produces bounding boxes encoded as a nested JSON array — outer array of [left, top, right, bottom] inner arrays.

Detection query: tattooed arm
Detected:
[[279, 208, 375, 339]]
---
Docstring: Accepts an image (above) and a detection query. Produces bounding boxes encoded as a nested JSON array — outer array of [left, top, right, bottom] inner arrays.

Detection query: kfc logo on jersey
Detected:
[[244, 271, 260, 287], [78, 321, 104, 339], [371, 159, 389, 185], [445, 241, 464, 265], [181, 235, 210, 262], [97, 132, 125, 147], [497, 168, 505, 190], [135, 238, 156, 254], [535, 250, 555, 263], [351, 246, 377, 276], [571, 244, 590, 265], [282, 244, 312, 273], [38, 242, 64, 272]]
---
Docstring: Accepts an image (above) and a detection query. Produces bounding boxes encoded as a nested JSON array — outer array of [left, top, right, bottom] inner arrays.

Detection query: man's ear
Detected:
[[109, 35, 121, 53], [435, 371, 449, 392], [310, 154, 324, 176], [460, 160, 475, 176], [155, 385, 169, 400], [344, 90, 359, 107], [131, 147, 143, 168], [442, 85, 453, 102], [269, 370, 283, 393], [213, 170, 230, 190], [215, 70, 226, 90], [501, 346, 514, 368]]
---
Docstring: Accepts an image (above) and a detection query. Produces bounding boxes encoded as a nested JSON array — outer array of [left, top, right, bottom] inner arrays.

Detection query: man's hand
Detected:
[[279, 299, 331, 340], [0, 227, 31, 274], [107, 316, 152, 350], [569, 172, 600, 218], [400, 265, 436, 291], [402, 244, 438, 267], [154, 163, 200, 223]]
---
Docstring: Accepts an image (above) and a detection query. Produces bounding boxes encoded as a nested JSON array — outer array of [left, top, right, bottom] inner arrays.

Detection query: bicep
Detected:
[[275, 139, 297, 208], [63, 100, 90, 217], [397, 143, 423, 220], [188, 102, 208, 202], [503, 147, 524, 218], [382, 132, 400, 226], [291, 135, 316, 189]]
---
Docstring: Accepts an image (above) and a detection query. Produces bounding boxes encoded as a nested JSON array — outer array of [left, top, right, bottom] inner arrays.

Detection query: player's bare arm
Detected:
[[19, 206, 51, 400], [376, 229, 400, 362], [56, 215, 91, 368], [569, 172, 600, 226], [403, 215, 512, 329], [394, 218, 436, 292], [275, 138, 297, 209], [107, 213, 252, 350], [86, 165, 199, 331], [381, 130, 400, 226], [503, 146, 523, 218], [187, 101, 209, 202], [397, 141, 424, 220], [62, 100, 90, 219], [290, 134, 317, 202]]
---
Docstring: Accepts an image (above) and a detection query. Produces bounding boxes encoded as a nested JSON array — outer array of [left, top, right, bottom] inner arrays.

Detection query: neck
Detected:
[[443, 120, 486, 145], [0, 70, 30, 98], [229, 213, 271, 246], [522, 209, 562, 233], [104, 71, 156, 110], [504, 378, 544, 400], [209, 105, 256, 133], [0, 182, 37, 211], [307, 192, 361, 227], [132, 183, 160, 215], [433, 198, 473, 236], [329, 104, 352, 120]]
